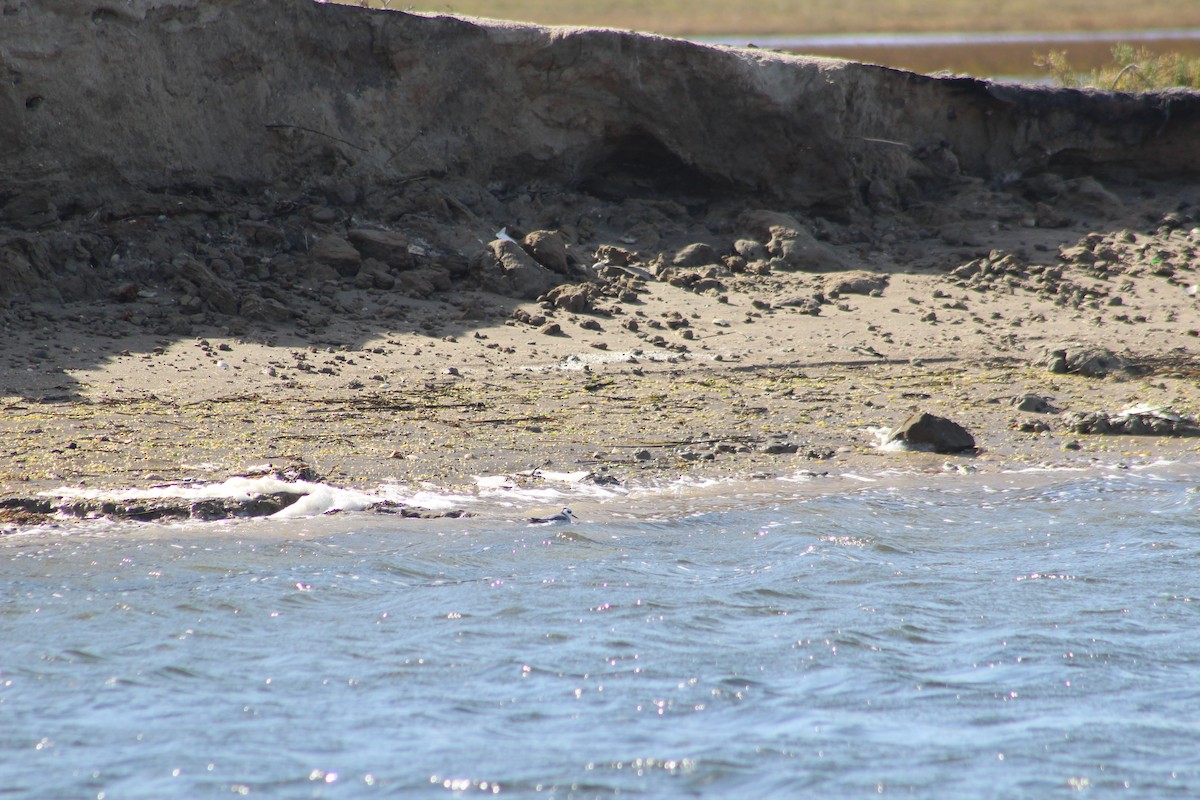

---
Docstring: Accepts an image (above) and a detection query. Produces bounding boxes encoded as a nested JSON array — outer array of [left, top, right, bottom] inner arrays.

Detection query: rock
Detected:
[[240, 294, 294, 323], [738, 209, 807, 240], [308, 206, 339, 223], [777, 295, 823, 315], [0, 192, 58, 228], [583, 472, 623, 487], [1060, 176, 1123, 216], [239, 221, 286, 248], [950, 260, 983, 280], [176, 257, 239, 315], [511, 308, 547, 326], [737, 210, 848, 272], [1045, 348, 1069, 374], [1070, 348, 1130, 378], [311, 235, 362, 275], [522, 230, 571, 274], [1042, 346, 1130, 378], [393, 265, 451, 298], [1034, 201, 1071, 228], [179, 293, 203, 315], [347, 228, 412, 269], [0, 499, 56, 527], [1022, 171, 1067, 200], [544, 282, 601, 313], [111, 282, 141, 303], [304, 261, 342, 283], [56, 492, 307, 522], [354, 258, 396, 290], [1013, 394, 1059, 413], [0, 239, 56, 300], [769, 229, 846, 271], [660, 266, 726, 294], [1062, 411, 1109, 435], [823, 271, 888, 297], [539, 322, 564, 336], [733, 238, 767, 261], [886, 411, 976, 453], [672, 242, 720, 268], [474, 239, 562, 300], [1057, 245, 1095, 265], [1061, 408, 1200, 436], [595, 245, 639, 267]]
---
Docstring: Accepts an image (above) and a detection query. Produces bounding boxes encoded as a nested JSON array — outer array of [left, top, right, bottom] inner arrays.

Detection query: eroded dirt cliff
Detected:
[[1, 0, 1199, 317]]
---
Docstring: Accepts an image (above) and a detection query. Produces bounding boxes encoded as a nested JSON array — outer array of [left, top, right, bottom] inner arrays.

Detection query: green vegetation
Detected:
[[1037, 44, 1200, 90]]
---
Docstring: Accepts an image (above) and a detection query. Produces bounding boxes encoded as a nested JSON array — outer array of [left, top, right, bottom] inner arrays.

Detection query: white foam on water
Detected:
[[383, 486, 477, 511], [471, 469, 626, 507], [868, 425, 909, 453], [267, 483, 381, 519], [45, 476, 386, 519], [28, 452, 1195, 527], [1005, 464, 1090, 474], [37, 470, 627, 523], [46, 476, 312, 502]]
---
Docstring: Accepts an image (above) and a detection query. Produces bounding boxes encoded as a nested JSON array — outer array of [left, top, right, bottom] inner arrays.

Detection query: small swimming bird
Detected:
[[528, 507, 578, 524]]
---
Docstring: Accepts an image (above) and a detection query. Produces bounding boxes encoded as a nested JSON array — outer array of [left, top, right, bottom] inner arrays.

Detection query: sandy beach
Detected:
[[2, 3, 1199, 526], [4, 182, 1199, 520]]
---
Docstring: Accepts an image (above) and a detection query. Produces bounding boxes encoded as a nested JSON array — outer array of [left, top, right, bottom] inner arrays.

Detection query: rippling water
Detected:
[[3, 468, 1199, 798]]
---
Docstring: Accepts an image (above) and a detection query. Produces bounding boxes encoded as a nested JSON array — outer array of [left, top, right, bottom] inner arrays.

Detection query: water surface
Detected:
[[701, 29, 1200, 81], [3, 467, 1199, 797]]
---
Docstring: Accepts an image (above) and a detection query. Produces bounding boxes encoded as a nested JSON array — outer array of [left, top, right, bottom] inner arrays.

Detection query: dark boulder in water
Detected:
[[887, 411, 977, 454]]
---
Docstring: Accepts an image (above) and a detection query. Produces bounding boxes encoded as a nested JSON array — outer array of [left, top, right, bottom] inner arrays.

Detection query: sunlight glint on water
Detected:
[[2, 469, 1199, 798]]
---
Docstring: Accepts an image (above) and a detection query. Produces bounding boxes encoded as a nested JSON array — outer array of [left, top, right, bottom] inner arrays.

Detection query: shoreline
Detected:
[[5, 177, 1200, 528], [5, 280, 1200, 529], [3, 5, 1199, 530], [3, 427, 1195, 533]]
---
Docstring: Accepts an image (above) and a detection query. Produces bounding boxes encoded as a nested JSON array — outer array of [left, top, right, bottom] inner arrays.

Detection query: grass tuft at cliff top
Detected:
[[1038, 44, 1200, 90]]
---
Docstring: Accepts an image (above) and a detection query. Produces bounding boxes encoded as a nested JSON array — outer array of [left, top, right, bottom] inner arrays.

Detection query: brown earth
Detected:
[[2, 1, 1199, 526]]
